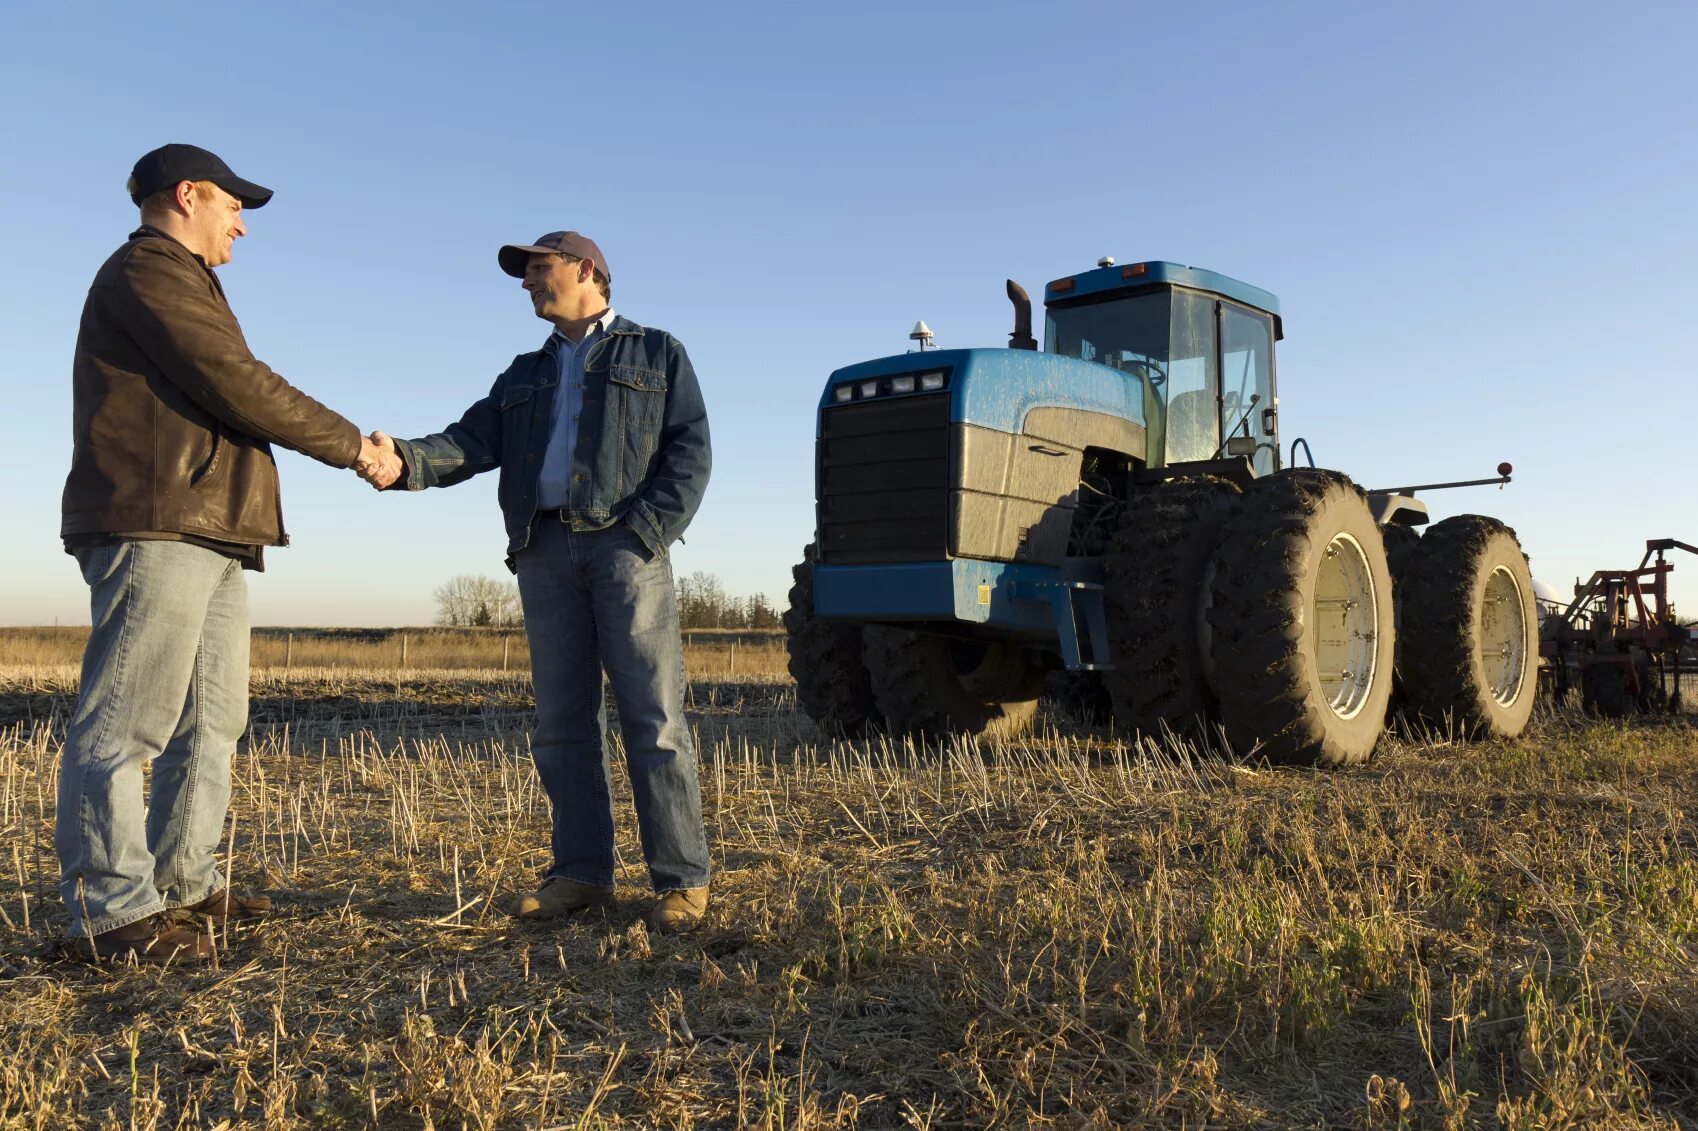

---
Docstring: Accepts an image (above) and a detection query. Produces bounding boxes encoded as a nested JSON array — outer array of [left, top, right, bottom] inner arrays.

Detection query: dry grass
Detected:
[[0, 626, 790, 682], [1, 650, 1697, 1127]]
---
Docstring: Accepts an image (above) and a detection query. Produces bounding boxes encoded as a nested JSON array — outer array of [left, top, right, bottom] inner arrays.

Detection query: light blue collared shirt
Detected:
[[535, 308, 615, 509]]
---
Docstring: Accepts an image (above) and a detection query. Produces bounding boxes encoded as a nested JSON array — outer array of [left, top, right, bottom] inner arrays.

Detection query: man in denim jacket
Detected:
[[366, 231, 712, 933]]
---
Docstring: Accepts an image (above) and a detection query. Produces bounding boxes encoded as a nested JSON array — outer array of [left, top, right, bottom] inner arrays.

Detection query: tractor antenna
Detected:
[[909, 321, 934, 351]]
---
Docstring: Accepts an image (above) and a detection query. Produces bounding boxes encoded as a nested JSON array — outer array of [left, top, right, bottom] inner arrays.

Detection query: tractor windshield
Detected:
[[1044, 288, 1221, 465], [1044, 290, 1169, 384]]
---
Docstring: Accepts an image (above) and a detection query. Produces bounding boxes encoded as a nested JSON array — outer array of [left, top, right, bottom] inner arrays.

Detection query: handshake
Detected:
[[353, 431, 403, 490]]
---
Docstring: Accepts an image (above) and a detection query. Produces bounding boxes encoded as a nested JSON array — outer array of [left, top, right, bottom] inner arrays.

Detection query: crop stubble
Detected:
[[0, 650, 1696, 1128]]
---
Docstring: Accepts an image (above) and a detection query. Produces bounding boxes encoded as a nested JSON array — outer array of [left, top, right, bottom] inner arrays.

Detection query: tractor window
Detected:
[[1044, 290, 1169, 378], [1221, 303, 1275, 475], [1165, 290, 1219, 463], [1045, 290, 1172, 461]]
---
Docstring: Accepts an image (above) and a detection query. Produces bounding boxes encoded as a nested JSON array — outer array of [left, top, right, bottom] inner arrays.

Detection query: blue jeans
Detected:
[[515, 519, 710, 893], [57, 540, 250, 937]]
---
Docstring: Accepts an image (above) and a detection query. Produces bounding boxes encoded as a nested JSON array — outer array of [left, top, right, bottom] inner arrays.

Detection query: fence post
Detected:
[[728, 639, 736, 676], [285, 631, 293, 671], [502, 635, 510, 672], [400, 632, 409, 670]]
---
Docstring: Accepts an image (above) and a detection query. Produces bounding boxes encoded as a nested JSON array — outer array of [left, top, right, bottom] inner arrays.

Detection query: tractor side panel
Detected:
[[954, 410, 1146, 563], [955, 424, 1079, 563]]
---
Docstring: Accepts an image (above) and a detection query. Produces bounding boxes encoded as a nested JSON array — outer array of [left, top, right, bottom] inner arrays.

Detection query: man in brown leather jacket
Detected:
[[57, 144, 383, 964]]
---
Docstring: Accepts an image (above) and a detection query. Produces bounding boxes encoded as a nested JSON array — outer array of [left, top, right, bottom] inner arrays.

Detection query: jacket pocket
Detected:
[[499, 385, 538, 448], [494, 385, 538, 513], [608, 367, 666, 483], [500, 385, 537, 410], [189, 423, 224, 489], [608, 365, 667, 393]]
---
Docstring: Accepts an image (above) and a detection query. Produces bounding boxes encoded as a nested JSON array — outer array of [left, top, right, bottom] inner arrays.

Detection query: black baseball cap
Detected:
[[129, 144, 274, 209], [498, 231, 610, 281]]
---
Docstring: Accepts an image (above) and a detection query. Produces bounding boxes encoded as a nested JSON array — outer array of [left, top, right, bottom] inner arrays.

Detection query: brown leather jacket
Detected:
[[61, 226, 361, 549]]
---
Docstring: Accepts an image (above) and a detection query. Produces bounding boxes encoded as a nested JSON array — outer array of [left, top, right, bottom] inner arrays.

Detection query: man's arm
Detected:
[[377, 372, 508, 492], [108, 240, 361, 467], [626, 335, 711, 553]]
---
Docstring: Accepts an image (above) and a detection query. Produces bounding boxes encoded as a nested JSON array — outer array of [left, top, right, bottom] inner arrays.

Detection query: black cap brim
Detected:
[[214, 175, 273, 209]]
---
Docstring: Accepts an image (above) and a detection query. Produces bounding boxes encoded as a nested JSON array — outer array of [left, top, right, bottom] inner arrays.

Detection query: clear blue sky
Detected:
[[4, 1, 1695, 626]]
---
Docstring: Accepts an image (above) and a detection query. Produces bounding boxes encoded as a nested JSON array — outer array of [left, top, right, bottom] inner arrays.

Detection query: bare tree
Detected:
[[434, 575, 522, 627], [677, 570, 728, 629]]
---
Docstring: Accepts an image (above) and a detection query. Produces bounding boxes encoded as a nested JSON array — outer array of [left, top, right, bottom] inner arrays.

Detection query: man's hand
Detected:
[[354, 431, 403, 489]]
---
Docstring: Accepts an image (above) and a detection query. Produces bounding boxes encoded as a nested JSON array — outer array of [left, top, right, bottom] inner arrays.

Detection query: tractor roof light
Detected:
[[833, 384, 854, 403], [919, 371, 946, 391]]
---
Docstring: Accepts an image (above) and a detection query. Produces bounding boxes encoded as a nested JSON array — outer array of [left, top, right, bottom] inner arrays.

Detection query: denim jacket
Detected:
[[391, 315, 710, 564]]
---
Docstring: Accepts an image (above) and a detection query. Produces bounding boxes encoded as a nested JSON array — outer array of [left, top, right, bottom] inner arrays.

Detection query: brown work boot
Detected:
[[83, 916, 212, 965], [181, 888, 272, 922], [511, 877, 615, 920], [646, 887, 709, 934]]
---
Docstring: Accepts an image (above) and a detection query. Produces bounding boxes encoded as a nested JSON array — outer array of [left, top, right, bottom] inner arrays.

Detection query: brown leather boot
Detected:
[[646, 887, 709, 934], [511, 877, 615, 920], [182, 889, 273, 922], [84, 916, 212, 965]]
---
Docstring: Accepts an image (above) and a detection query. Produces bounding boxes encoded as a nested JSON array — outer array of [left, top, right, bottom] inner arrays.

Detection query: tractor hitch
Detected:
[[1368, 462, 1513, 496]]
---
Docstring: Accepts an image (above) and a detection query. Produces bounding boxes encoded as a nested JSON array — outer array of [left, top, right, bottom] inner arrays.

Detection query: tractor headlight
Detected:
[[860, 381, 879, 398], [833, 385, 854, 403], [890, 375, 916, 394], [919, 371, 946, 391]]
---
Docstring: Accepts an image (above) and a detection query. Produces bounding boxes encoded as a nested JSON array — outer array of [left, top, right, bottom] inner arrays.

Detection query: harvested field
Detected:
[[0, 626, 789, 680], [1, 657, 1697, 1127]]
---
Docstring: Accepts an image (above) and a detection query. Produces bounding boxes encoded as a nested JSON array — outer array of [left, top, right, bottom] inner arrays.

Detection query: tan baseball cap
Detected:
[[498, 231, 609, 280]]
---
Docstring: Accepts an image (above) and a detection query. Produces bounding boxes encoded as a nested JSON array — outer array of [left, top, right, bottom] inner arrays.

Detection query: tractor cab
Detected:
[[1041, 261, 1282, 475]]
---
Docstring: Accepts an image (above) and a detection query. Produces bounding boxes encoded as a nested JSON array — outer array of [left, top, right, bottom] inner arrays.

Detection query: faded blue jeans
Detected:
[[57, 540, 249, 937], [515, 519, 710, 893]]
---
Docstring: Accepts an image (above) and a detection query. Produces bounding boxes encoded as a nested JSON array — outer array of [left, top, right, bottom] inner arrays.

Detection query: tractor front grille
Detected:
[[817, 394, 950, 563]]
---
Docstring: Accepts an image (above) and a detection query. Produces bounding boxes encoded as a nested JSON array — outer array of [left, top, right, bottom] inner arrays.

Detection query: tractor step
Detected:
[[1011, 579, 1110, 672]]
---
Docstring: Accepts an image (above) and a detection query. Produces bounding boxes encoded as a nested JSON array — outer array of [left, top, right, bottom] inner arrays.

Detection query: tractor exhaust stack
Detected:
[[1006, 280, 1037, 351]]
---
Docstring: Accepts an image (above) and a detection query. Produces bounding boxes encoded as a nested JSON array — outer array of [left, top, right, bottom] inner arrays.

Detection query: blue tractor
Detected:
[[783, 259, 1541, 765]]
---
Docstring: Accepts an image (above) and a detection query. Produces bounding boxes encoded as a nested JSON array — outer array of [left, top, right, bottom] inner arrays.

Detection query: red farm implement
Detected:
[[1540, 538, 1698, 716]]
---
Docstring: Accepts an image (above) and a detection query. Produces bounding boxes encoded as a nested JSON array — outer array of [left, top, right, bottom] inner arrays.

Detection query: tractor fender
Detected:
[[1366, 492, 1429, 528]]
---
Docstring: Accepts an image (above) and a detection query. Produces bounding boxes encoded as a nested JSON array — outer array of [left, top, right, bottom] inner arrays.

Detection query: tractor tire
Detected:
[[1206, 469, 1396, 767], [1396, 515, 1538, 739], [862, 626, 1044, 742], [1045, 670, 1113, 727], [783, 542, 877, 735], [1101, 475, 1241, 739], [1382, 523, 1421, 608], [1382, 522, 1420, 723], [1580, 660, 1633, 719]]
